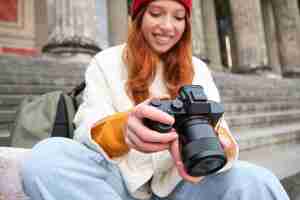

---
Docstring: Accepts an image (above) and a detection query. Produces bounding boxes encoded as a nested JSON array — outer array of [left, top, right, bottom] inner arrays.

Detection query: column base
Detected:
[[282, 67, 300, 78], [231, 65, 272, 74], [42, 37, 101, 56]]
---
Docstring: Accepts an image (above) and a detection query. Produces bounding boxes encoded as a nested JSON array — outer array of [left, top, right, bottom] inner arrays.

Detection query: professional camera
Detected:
[[144, 85, 227, 176]]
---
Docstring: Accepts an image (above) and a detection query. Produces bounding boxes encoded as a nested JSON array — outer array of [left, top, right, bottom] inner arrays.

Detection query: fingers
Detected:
[[124, 98, 178, 153], [175, 160, 203, 184], [127, 115, 177, 143], [169, 139, 203, 184], [134, 103, 175, 125], [169, 139, 181, 164], [125, 128, 170, 153]]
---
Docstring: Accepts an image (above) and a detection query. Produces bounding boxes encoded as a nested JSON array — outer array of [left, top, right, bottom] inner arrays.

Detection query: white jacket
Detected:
[[73, 44, 239, 199]]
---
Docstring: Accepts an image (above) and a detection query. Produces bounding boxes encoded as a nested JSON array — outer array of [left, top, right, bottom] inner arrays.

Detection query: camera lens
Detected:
[[177, 117, 227, 176], [186, 153, 226, 176]]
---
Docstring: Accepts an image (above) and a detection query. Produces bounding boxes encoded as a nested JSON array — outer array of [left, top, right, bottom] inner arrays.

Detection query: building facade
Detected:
[[2, 3, 300, 197], [0, 0, 300, 77]]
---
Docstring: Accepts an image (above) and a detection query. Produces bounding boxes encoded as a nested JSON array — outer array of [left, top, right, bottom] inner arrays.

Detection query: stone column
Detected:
[[95, 0, 109, 49], [107, 1, 128, 46], [191, 0, 208, 62], [202, 0, 223, 71], [43, 0, 101, 55], [271, 0, 300, 77], [229, 0, 268, 73], [261, 0, 282, 78], [34, 0, 48, 51]]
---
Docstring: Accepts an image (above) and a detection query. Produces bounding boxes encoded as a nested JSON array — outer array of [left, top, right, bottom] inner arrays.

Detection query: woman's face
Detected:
[[141, 0, 186, 55]]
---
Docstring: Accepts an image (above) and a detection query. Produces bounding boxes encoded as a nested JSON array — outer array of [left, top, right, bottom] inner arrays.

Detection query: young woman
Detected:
[[21, 0, 290, 199]]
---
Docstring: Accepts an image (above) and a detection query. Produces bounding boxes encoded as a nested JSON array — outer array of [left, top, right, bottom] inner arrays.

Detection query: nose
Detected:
[[160, 16, 175, 32]]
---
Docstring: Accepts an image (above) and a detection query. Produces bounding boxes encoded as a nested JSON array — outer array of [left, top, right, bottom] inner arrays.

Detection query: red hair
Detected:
[[123, 8, 194, 105]]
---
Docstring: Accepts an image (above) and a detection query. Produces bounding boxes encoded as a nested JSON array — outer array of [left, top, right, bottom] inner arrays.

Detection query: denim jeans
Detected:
[[21, 138, 289, 200]]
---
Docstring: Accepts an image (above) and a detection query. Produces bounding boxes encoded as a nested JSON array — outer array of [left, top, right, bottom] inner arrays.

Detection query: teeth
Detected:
[[155, 35, 171, 43]]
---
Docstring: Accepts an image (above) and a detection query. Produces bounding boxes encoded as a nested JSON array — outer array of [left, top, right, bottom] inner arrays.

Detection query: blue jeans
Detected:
[[21, 138, 289, 200]]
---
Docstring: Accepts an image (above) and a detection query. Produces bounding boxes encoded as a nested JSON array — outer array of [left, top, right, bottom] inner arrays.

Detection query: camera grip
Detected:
[[143, 118, 172, 133]]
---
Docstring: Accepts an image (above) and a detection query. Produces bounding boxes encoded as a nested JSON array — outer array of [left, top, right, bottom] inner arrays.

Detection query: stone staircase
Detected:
[[1, 54, 300, 182], [214, 72, 300, 180], [0, 54, 85, 146]]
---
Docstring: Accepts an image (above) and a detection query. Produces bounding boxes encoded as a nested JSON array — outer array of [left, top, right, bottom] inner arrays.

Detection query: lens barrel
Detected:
[[177, 118, 227, 176], [182, 137, 226, 176]]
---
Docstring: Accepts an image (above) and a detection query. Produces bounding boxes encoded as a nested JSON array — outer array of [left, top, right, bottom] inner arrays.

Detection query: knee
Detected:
[[215, 161, 289, 199], [230, 161, 279, 184], [202, 161, 282, 190], [210, 161, 286, 194], [21, 138, 80, 183], [32, 137, 79, 155]]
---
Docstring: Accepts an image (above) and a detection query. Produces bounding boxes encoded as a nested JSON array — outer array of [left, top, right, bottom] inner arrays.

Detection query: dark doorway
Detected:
[[214, 0, 236, 70]]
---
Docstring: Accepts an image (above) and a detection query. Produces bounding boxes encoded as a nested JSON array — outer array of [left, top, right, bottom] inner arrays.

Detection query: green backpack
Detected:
[[9, 82, 85, 148]]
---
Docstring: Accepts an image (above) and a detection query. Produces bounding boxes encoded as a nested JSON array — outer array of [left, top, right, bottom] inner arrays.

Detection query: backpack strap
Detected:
[[68, 81, 86, 111], [68, 81, 86, 97], [52, 81, 86, 138]]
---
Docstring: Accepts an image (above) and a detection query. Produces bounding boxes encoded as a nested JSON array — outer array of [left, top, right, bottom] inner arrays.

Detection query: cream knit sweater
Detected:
[[73, 44, 239, 199]]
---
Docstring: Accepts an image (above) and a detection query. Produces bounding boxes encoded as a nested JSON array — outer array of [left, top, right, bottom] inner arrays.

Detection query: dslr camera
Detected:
[[144, 85, 226, 176]]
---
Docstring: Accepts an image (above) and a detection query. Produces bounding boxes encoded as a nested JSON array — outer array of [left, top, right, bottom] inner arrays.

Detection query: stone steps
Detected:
[[0, 84, 74, 95], [0, 110, 16, 124], [232, 122, 300, 151], [4, 95, 298, 117], [222, 94, 300, 103], [0, 54, 299, 185], [220, 88, 300, 98], [0, 54, 86, 72], [0, 94, 38, 110], [0, 124, 10, 146], [225, 100, 300, 115], [240, 139, 300, 179], [0, 54, 86, 146], [213, 72, 300, 90], [227, 109, 300, 129], [0, 74, 82, 86]]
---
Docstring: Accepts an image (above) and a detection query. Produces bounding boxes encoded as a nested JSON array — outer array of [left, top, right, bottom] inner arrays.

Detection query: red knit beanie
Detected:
[[131, 0, 192, 19]]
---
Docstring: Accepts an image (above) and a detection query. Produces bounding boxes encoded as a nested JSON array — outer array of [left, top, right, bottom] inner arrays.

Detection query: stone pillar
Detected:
[[271, 0, 300, 77], [107, 1, 128, 46], [34, 0, 48, 51], [43, 0, 101, 55], [261, 0, 282, 78], [202, 0, 223, 71], [95, 0, 109, 49], [191, 0, 208, 62], [229, 0, 268, 73]]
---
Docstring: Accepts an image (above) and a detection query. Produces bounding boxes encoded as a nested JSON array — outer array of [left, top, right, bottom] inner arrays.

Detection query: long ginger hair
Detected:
[[123, 7, 194, 105]]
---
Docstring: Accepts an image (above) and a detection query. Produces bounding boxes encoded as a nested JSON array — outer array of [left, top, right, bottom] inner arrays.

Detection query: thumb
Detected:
[[169, 139, 203, 183]]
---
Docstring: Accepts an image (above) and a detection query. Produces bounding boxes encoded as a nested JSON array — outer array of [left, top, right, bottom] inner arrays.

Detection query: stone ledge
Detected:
[[0, 147, 30, 200]]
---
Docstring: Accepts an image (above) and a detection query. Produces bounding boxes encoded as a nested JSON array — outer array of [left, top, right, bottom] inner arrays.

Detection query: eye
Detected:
[[149, 11, 162, 18], [174, 10, 186, 21], [175, 16, 185, 21]]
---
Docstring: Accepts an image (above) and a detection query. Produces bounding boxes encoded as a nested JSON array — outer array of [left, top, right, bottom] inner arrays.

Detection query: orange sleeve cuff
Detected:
[[91, 112, 130, 158]]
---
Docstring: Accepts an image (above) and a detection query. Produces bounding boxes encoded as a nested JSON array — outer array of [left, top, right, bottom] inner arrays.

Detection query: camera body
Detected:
[[144, 85, 227, 176]]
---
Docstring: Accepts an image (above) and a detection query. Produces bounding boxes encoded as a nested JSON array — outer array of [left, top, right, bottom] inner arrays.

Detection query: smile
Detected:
[[153, 34, 173, 44]]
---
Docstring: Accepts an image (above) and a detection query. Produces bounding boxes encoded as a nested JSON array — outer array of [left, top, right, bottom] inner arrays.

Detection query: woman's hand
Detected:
[[125, 98, 232, 183], [169, 137, 204, 183], [125, 98, 178, 153], [169, 128, 232, 184]]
